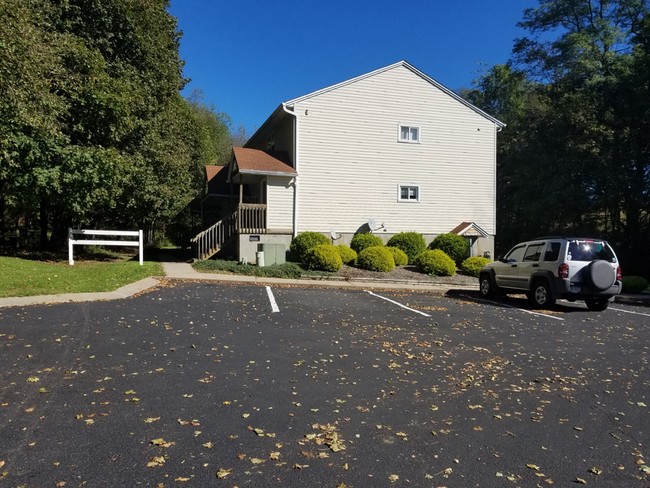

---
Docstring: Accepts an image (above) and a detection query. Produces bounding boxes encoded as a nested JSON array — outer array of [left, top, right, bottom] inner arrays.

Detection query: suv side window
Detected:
[[543, 242, 561, 261], [505, 245, 526, 263], [523, 244, 544, 262]]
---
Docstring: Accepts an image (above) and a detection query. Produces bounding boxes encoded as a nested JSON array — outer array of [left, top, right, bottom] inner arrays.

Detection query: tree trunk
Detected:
[[39, 197, 48, 250]]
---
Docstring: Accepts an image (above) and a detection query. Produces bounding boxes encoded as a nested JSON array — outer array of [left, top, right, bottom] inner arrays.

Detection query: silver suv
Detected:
[[479, 237, 622, 311]]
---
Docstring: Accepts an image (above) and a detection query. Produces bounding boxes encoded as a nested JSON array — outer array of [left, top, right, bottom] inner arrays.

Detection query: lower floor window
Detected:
[[398, 184, 420, 202]]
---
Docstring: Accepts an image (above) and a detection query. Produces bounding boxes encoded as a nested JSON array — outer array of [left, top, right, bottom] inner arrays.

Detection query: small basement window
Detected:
[[398, 184, 420, 202], [398, 125, 420, 143]]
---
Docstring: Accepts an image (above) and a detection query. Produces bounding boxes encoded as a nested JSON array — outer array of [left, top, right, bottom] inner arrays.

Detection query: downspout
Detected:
[[282, 103, 299, 237], [493, 124, 502, 258]]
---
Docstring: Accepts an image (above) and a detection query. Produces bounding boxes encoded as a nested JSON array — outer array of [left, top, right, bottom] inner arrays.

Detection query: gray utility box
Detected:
[[259, 243, 286, 266]]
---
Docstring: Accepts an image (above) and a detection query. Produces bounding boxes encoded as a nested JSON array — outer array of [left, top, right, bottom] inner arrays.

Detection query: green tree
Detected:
[[1, 0, 233, 250], [514, 0, 646, 85], [469, 1, 650, 274], [0, 0, 62, 246]]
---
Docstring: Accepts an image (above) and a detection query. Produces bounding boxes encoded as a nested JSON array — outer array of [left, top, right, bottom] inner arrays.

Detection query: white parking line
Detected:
[[265, 286, 280, 313], [468, 295, 565, 321], [610, 307, 650, 317], [366, 291, 431, 317]]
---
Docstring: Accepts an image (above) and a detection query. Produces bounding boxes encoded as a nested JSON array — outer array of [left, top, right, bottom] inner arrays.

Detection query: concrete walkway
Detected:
[[1, 261, 647, 308], [0, 277, 160, 308]]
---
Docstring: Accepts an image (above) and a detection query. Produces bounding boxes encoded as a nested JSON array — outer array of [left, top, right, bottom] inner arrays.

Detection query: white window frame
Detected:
[[398, 124, 420, 143], [397, 184, 420, 202]]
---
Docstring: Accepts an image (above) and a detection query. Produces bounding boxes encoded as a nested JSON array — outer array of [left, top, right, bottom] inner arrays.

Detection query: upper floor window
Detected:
[[398, 184, 420, 202], [398, 125, 420, 143]]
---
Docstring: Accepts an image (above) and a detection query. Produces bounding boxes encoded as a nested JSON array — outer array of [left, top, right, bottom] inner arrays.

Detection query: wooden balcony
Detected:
[[237, 203, 267, 234]]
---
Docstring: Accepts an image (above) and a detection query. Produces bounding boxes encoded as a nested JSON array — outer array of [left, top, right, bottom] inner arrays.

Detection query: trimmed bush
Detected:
[[428, 233, 469, 265], [386, 232, 426, 264], [460, 256, 491, 277], [357, 246, 395, 272], [289, 231, 329, 262], [415, 249, 457, 276], [336, 244, 357, 265], [350, 233, 383, 254], [387, 246, 408, 266], [622, 275, 649, 293], [303, 244, 343, 272]]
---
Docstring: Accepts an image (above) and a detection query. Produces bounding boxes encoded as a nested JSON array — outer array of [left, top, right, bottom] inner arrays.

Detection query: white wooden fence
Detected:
[[68, 229, 143, 265]]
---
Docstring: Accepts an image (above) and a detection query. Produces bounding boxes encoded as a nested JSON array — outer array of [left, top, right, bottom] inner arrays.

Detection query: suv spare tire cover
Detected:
[[584, 260, 616, 291]]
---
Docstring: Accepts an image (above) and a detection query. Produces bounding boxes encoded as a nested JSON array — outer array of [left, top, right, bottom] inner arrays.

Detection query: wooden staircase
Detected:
[[191, 204, 267, 260]]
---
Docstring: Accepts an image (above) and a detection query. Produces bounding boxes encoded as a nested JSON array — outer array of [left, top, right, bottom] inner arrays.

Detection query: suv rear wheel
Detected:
[[529, 280, 555, 308], [585, 297, 609, 311]]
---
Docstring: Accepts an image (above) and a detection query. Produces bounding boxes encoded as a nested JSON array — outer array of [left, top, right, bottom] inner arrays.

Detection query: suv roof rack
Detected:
[[532, 236, 609, 242]]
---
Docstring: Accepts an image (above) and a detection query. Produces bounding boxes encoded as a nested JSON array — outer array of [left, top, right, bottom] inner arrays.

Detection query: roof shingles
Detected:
[[232, 147, 296, 176]]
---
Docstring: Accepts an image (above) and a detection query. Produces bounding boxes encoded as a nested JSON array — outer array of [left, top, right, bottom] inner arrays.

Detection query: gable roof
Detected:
[[231, 147, 297, 177], [205, 165, 226, 182], [450, 221, 490, 238], [283, 60, 505, 128]]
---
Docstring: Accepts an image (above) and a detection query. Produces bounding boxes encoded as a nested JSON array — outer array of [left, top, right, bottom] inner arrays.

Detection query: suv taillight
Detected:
[[616, 266, 622, 281], [558, 263, 569, 279]]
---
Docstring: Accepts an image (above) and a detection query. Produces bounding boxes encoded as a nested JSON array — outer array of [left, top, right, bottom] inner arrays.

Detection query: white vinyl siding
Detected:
[[292, 64, 497, 235], [266, 176, 294, 231]]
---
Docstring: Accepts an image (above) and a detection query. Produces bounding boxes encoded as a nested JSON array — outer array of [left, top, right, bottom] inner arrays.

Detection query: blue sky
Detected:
[[168, 0, 539, 135]]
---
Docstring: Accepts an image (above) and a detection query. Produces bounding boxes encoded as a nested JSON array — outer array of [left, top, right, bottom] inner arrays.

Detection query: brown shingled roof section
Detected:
[[205, 165, 226, 182], [232, 147, 296, 175], [450, 222, 473, 234]]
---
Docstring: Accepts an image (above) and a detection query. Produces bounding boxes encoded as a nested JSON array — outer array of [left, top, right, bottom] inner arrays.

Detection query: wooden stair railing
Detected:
[[191, 204, 267, 260], [191, 211, 237, 260]]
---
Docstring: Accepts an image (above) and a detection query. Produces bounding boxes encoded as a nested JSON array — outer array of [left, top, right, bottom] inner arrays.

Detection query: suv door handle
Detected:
[[510, 264, 517, 267], [532, 264, 539, 267]]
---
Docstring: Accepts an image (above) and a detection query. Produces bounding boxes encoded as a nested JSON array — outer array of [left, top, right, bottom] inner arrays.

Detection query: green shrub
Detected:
[[386, 232, 426, 264], [350, 233, 384, 254], [415, 249, 457, 276], [357, 246, 395, 272], [336, 244, 357, 265], [428, 233, 469, 265], [289, 231, 329, 262], [387, 246, 408, 266], [460, 256, 491, 277], [303, 244, 343, 272], [622, 275, 649, 293]]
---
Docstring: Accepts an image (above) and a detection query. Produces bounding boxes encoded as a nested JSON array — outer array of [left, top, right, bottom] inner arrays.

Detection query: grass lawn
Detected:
[[0, 254, 162, 298]]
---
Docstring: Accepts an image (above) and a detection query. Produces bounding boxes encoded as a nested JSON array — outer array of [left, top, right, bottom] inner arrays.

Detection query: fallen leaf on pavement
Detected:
[[147, 456, 166, 468], [150, 438, 174, 448]]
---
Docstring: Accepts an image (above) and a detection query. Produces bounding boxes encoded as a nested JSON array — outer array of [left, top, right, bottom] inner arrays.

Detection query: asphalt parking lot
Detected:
[[1, 282, 648, 487]]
